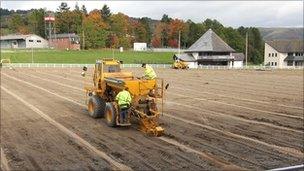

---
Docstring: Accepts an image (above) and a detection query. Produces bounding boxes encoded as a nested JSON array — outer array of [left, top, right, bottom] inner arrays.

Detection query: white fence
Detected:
[[1, 63, 303, 70]]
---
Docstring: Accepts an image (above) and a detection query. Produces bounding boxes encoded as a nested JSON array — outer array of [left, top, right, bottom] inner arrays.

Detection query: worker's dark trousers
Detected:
[[120, 108, 129, 123]]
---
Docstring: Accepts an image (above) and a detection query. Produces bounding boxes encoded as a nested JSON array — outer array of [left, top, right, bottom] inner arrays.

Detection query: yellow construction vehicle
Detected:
[[82, 59, 168, 136], [172, 60, 189, 69]]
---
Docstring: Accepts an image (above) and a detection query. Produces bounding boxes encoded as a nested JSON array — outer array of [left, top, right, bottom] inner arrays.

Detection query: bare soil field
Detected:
[[1, 67, 303, 170]]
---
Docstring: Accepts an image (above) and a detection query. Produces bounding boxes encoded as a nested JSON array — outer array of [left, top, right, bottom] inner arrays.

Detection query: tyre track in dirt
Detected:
[[158, 115, 302, 170], [154, 68, 303, 89], [24, 69, 304, 151], [0, 74, 274, 168], [1, 72, 226, 170], [32, 69, 303, 119], [29, 69, 302, 132], [161, 73, 303, 102], [163, 102, 304, 152], [168, 90, 303, 120], [5, 70, 303, 159], [1, 92, 113, 170], [1, 86, 131, 171], [60, 68, 303, 110], [160, 70, 303, 94], [1, 148, 10, 171]]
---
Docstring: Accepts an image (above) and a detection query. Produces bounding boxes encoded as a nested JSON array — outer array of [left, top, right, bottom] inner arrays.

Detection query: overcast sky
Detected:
[[1, 1, 303, 28]]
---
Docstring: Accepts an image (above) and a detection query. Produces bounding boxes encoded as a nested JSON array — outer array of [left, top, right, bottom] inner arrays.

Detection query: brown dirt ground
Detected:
[[1, 67, 303, 170]]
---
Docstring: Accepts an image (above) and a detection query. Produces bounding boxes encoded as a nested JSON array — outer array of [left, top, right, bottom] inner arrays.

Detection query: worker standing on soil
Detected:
[[115, 87, 132, 124], [142, 63, 157, 80]]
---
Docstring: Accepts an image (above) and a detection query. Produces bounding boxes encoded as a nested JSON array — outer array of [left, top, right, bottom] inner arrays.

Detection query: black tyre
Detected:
[[87, 95, 106, 118], [105, 103, 117, 127]]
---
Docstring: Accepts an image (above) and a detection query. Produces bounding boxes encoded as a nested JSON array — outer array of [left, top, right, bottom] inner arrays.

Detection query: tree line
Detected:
[[0, 3, 264, 64]]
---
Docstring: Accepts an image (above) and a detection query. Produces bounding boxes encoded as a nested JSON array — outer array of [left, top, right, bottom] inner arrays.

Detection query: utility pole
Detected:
[[245, 32, 248, 68], [178, 30, 181, 54]]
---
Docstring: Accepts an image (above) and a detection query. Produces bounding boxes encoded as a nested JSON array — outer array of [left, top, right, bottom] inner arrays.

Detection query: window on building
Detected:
[[275, 53, 277, 57], [271, 62, 274, 66], [268, 53, 271, 57], [287, 61, 293, 66], [288, 53, 293, 56], [29, 40, 33, 42], [272, 53, 274, 57], [37, 40, 41, 43], [274, 62, 277, 66]]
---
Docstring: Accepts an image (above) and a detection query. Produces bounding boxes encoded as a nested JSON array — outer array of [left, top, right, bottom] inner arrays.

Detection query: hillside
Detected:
[[258, 27, 303, 41]]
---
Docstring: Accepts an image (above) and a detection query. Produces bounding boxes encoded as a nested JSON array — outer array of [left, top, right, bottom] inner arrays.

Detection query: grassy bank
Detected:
[[0, 49, 174, 64]]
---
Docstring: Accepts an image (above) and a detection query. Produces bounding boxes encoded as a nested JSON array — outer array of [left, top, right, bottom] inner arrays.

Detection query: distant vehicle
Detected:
[[172, 60, 189, 69]]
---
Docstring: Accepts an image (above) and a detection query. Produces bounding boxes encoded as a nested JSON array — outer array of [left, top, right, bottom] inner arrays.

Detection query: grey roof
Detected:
[[284, 55, 304, 61], [266, 40, 303, 53], [0, 34, 32, 40], [50, 33, 79, 39], [186, 29, 235, 52], [232, 53, 245, 61], [173, 53, 196, 62]]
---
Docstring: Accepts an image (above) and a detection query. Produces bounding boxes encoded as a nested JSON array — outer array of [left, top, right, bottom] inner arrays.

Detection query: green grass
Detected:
[[0, 49, 175, 64]]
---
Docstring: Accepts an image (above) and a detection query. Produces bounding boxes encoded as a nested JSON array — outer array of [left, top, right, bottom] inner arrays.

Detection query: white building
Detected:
[[133, 42, 147, 51], [264, 40, 303, 68], [173, 29, 244, 69], [0, 34, 48, 49]]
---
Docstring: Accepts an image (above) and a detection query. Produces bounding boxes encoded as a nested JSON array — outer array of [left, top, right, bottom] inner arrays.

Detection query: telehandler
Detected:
[[172, 60, 189, 69], [82, 59, 168, 136]]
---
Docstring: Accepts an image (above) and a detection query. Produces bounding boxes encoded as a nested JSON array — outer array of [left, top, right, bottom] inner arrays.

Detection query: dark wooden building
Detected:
[[49, 33, 80, 50]]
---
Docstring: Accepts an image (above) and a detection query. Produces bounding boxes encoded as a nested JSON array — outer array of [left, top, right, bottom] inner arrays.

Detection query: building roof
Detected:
[[0, 34, 34, 40], [50, 33, 79, 39], [173, 53, 196, 62], [185, 29, 235, 53], [232, 53, 245, 61], [266, 40, 304, 53], [284, 55, 304, 61]]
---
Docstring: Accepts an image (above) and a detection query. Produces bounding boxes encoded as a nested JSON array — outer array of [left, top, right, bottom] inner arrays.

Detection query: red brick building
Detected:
[[49, 33, 80, 50]]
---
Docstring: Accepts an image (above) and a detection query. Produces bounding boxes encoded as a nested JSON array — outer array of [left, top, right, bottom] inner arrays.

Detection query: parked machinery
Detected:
[[82, 59, 168, 136], [172, 60, 189, 69]]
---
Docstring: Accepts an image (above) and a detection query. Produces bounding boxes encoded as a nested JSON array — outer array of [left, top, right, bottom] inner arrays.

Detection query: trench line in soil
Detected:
[[0, 86, 132, 171], [166, 101, 302, 134], [21, 71, 302, 133], [158, 137, 243, 170], [1, 148, 10, 171], [172, 93, 303, 120], [55, 69, 303, 110], [2, 73, 245, 169], [3, 73, 303, 159], [162, 113, 303, 158], [173, 86, 303, 110], [31, 70, 304, 118]]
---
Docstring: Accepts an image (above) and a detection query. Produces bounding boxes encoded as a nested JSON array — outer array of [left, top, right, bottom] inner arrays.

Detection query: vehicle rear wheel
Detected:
[[105, 103, 117, 127], [87, 95, 106, 118]]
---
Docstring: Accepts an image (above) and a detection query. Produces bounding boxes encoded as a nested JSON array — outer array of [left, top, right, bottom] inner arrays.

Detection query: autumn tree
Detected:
[[109, 12, 132, 48], [82, 9, 108, 49]]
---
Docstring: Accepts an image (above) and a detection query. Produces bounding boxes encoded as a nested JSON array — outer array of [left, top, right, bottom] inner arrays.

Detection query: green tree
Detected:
[[100, 4, 111, 21], [27, 9, 46, 37], [58, 2, 70, 12]]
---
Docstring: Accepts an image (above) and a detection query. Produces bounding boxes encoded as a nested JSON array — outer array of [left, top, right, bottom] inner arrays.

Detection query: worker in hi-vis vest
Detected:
[[115, 87, 132, 124], [142, 63, 157, 80]]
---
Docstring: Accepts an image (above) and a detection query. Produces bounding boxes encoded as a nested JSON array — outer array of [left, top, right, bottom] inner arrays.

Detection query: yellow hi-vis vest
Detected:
[[115, 90, 132, 108], [144, 65, 157, 80]]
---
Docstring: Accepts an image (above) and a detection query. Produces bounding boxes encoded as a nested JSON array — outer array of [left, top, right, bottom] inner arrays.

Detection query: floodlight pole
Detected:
[[178, 31, 181, 54], [245, 32, 248, 68], [32, 47, 34, 63]]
